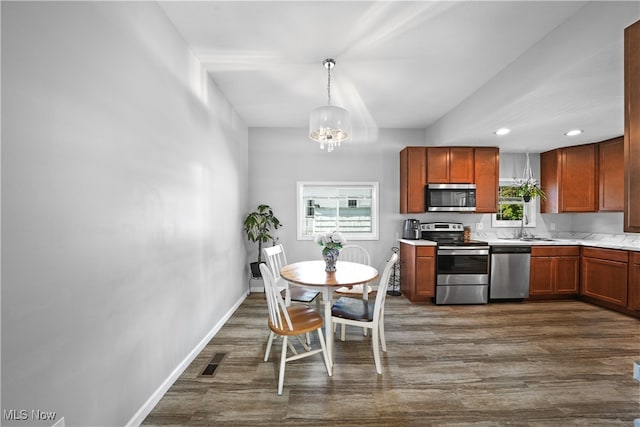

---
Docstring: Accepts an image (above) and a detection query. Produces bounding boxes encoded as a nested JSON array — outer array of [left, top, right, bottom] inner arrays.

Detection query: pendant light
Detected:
[[309, 58, 351, 152]]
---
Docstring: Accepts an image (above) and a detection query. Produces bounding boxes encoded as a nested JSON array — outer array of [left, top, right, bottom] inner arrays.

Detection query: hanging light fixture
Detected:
[[309, 58, 351, 152]]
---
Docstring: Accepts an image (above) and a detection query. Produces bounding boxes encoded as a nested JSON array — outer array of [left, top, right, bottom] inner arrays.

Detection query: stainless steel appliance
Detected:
[[402, 219, 421, 240], [490, 246, 531, 300], [421, 222, 489, 304], [426, 184, 476, 212]]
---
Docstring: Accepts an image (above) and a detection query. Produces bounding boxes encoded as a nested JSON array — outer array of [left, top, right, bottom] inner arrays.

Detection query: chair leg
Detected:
[[317, 328, 332, 376], [278, 336, 288, 395], [372, 326, 382, 374], [264, 331, 275, 361], [379, 314, 387, 352], [340, 323, 346, 341]]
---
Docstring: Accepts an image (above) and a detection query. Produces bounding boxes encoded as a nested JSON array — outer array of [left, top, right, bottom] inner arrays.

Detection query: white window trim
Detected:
[[296, 181, 379, 241], [492, 179, 537, 228]]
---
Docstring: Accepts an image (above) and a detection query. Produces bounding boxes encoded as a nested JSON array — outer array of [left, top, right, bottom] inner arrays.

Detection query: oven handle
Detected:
[[438, 248, 489, 255]]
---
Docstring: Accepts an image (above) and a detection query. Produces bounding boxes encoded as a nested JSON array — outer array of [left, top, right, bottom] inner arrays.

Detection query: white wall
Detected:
[[247, 128, 425, 272], [2, 3, 248, 426]]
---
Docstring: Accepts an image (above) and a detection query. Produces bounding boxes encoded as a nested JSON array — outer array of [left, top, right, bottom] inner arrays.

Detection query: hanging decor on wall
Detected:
[[309, 58, 351, 152]]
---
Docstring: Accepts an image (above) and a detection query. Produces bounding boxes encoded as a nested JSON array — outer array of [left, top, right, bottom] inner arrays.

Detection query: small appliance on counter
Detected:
[[402, 219, 421, 239]]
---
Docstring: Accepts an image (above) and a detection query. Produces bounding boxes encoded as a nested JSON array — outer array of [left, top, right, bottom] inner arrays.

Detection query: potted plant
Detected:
[[517, 179, 546, 202], [243, 204, 281, 278]]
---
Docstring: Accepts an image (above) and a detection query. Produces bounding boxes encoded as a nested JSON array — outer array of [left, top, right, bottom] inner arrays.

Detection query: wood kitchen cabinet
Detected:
[[599, 137, 624, 212], [400, 147, 427, 213], [625, 20, 640, 232], [629, 252, 640, 311], [581, 247, 628, 307], [400, 243, 435, 302], [540, 144, 598, 213], [426, 147, 474, 183], [474, 147, 499, 213], [529, 246, 580, 297]]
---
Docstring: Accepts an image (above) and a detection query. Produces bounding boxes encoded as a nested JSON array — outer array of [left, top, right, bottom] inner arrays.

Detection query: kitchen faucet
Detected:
[[519, 211, 529, 239]]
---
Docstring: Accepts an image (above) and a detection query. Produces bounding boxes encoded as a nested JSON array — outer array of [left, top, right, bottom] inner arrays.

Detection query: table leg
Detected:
[[322, 288, 333, 368]]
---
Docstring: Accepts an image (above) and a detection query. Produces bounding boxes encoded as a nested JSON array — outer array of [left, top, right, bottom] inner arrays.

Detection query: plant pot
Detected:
[[523, 195, 531, 202], [250, 262, 262, 278]]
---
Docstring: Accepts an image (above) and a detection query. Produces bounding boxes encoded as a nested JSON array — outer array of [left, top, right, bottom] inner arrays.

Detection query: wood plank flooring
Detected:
[[142, 294, 640, 426]]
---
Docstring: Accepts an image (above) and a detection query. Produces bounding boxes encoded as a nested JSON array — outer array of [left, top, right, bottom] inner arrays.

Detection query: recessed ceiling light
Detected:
[[565, 129, 583, 136], [494, 128, 511, 136]]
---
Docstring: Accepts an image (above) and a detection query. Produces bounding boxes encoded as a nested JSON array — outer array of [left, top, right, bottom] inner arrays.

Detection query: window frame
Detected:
[[491, 179, 537, 228], [296, 181, 379, 241]]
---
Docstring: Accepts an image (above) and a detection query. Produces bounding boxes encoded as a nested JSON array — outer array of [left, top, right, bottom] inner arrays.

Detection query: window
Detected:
[[491, 179, 537, 228], [297, 182, 379, 240]]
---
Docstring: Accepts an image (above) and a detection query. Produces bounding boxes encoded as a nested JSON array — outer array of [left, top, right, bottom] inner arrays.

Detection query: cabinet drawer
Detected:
[[416, 246, 435, 257], [531, 246, 580, 257], [582, 247, 629, 263]]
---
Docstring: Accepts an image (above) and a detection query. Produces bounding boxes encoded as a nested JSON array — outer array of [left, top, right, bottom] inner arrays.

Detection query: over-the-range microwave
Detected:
[[425, 183, 476, 212]]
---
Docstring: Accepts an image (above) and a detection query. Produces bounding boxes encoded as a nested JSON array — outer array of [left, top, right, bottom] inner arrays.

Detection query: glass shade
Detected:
[[309, 105, 351, 152]]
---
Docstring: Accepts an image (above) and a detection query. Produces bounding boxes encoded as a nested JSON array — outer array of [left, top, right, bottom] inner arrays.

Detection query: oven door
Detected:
[[436, 247, 489, 285]]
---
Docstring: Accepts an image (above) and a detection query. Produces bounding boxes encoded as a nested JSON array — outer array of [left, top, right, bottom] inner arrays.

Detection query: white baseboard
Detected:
[[126, 293, 248, 427]]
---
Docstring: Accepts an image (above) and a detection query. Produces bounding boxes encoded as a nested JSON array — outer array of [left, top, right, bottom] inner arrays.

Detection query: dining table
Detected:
[[280, 260, 379, 366]]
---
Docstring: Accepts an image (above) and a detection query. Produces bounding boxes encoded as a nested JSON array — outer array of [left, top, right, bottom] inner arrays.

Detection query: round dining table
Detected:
[[280, 260, 379, 366]]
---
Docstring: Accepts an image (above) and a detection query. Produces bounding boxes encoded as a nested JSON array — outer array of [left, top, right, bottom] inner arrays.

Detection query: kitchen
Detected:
[[3, 2, 640, 426]]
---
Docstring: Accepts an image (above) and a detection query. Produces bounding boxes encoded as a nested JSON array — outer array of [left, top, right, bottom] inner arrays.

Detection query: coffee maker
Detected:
[[402, 219, 421, 240]]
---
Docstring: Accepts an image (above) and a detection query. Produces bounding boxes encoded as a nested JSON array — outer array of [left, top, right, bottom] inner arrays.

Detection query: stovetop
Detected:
[[419, 222, 488, 247]]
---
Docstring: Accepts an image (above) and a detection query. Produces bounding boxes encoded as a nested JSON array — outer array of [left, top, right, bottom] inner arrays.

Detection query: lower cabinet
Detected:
[[529, 246, 580, 297], [629, 252, 640, 311], [581, 247, 629, 307], [400, 243, 435, 302]]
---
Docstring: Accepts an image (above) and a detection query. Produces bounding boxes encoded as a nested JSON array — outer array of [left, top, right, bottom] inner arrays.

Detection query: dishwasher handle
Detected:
[[491, 245, 531, 254]]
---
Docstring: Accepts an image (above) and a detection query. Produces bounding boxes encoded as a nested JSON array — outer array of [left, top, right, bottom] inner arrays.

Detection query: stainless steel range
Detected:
[[421, 222, 490, 304]]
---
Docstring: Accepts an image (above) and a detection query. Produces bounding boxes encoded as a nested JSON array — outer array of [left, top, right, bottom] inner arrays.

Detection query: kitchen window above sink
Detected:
[[491, 179, 537, 228]]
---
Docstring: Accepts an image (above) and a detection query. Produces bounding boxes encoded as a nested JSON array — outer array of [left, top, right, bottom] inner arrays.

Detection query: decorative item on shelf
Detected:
[[314, 230, 347, 272], [309, 58, 351, 152], [514, 153, 547, 202], [387, 247, 401, 296], [463, 226, 471, 242], [243, 204, 281, 278]]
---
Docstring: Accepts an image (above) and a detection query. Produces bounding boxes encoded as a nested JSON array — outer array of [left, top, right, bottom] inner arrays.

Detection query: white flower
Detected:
[[314, 231, 346, 251]]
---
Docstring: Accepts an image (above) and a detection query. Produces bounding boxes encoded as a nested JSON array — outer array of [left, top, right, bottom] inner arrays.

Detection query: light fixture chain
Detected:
[[326, 63, 332, 106]]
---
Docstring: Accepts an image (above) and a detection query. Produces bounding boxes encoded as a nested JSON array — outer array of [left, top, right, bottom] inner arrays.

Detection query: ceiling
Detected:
[[159, 1, 640, 153]]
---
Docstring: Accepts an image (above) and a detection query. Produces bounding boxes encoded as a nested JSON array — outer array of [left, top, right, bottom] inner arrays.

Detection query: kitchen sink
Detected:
[[498, 237, 558, 242]]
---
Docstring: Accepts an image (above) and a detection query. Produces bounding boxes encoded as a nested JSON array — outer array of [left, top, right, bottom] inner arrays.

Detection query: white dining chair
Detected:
[[335, 244, 372, 296], [331, 252, 399, 374], [263, 244, 321, 308], [260, 264, 332, 395]]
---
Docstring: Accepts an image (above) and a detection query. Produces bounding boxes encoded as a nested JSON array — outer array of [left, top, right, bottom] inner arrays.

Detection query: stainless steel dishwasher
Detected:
[[490, 246, 531, 300]]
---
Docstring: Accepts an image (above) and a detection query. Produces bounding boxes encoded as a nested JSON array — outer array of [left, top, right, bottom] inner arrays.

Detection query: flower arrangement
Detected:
[[314, 231, 347, 255]]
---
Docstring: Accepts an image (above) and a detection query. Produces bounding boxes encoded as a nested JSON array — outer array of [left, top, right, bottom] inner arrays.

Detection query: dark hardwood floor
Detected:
[[143, 293, 640, 426]]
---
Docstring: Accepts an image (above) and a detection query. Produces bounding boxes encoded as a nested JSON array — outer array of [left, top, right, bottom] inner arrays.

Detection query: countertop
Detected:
[[399, 234, 640, 252]]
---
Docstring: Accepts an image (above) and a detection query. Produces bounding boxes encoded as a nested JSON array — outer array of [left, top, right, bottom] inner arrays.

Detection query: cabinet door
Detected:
[[540, 149, 561, 213], [400, 147, 426, 213], [474, 147, 499, 213], [629, 254, 640, 311], [426, 147, 449, 183], [554, 257, 579, 294], [415, 256, 435, 298], [530, 257, 553, 295], [561, 144, 597, 212], [625, 20, 640, 232], [582, 256, 628, 307], [599, 137, 624, 212], [449, 147, 474, 183]]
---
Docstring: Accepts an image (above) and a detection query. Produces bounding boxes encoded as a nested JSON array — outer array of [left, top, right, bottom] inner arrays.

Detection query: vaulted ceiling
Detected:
[[159, 1, 639, 152]]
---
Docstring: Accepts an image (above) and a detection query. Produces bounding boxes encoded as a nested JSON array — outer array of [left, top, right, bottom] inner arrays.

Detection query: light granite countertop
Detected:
[[399, 232, 640, 252]]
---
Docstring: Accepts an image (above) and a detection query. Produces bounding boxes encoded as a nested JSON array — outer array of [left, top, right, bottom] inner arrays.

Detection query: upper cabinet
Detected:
[[599, 137, 624, 212], [426, 147, 474, 183], [625, 20, 640, 232], [400, 147, 427, 214], [400, 146, 498, 213], [541, 138, 623, 214], [541, 144, 597, 213], [474, 147, 499, 213]]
